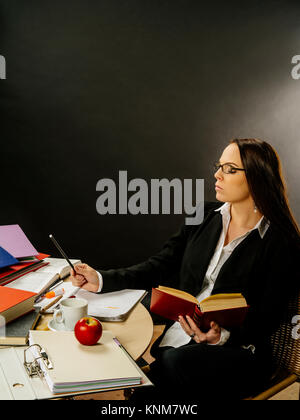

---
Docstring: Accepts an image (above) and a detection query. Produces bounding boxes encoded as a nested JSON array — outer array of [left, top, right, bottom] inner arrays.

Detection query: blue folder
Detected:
[[0, 246, 19, 269]]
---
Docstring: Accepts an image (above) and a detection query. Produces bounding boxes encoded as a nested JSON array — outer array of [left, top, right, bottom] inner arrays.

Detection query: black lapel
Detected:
[[212, 229, 262, 294]]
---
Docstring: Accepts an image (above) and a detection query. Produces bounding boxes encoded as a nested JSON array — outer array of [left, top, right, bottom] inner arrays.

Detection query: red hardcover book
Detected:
[[0, 286, 37, 324], [150, 286, 249, 332]]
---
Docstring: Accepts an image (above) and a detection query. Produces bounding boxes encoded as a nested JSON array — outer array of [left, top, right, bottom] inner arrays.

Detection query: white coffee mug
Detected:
[[53, 298, 88, 331]]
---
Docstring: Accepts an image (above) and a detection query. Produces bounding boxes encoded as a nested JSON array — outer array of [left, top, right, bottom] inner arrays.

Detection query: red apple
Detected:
[[74, 317, 102, 345]]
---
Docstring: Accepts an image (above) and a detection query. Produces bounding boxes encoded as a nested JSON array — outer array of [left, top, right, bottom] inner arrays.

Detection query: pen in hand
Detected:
[[49, 234, 75, 271], [49, 234, 87, 287]]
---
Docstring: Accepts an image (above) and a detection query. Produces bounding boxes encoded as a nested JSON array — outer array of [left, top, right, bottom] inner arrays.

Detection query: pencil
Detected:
[[40, 295, 63, 313], [49, 234, 76, 272]]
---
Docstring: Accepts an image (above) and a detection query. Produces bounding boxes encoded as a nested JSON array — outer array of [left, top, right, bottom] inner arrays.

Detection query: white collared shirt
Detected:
[[158, 202, 270, 348]]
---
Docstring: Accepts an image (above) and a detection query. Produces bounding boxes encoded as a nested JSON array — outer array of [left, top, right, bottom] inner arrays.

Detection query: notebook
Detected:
[[29, 330, 144, 394]]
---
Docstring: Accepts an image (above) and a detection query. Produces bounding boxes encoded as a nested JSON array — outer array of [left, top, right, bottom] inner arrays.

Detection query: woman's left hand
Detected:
[[178, 315, 221, 345]]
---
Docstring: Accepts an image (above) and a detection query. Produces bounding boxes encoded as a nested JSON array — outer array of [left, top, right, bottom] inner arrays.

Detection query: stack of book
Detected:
[[0, 224, 49, 345], [0, 286, 39, 344], [0, 224, 49, 286], [0, 224, 82, 346]]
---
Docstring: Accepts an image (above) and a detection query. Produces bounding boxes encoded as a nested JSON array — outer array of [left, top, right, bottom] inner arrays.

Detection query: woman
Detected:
[[70, 138, 300, 400]]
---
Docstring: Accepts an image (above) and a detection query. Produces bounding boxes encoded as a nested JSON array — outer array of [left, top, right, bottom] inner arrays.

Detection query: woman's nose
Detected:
[[214, 168, 223, 180]]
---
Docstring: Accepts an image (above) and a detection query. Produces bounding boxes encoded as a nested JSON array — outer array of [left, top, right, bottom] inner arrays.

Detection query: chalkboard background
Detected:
[[1, 0, 299, 274]]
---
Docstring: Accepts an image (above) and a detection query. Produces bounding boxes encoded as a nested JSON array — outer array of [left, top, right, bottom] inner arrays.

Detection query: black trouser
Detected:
[[131, 341, 272, 401]]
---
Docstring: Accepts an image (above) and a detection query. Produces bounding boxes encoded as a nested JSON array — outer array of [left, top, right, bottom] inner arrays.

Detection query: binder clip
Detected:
[[24, 344, 53, 379]]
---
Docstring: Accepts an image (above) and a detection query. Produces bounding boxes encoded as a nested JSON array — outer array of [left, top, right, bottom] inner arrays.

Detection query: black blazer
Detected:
[[99, 202, 299, 352]]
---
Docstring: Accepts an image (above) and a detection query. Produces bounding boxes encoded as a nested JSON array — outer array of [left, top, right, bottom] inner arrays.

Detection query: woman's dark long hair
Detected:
[[230, 138, 300, 247]]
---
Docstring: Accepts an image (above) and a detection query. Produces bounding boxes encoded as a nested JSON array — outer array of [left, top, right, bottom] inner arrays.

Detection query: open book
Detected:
[[6, 258, 81, 296], [150, 286, 249, 331], [37, 258, 81, 279]]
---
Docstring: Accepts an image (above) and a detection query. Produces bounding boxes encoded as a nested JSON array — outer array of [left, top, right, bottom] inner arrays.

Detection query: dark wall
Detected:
[[1, 0, 299, 269]]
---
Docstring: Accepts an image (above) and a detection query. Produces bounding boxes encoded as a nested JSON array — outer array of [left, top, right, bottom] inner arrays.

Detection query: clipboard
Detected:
[[0, 332, 153, 400]]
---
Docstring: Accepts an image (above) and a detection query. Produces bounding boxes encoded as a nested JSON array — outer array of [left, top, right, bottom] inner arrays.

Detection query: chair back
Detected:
[[270, 290, 300, 376]]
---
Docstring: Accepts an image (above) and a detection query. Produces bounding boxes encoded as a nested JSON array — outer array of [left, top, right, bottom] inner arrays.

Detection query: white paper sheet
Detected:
[[75, 289, 147, 320]]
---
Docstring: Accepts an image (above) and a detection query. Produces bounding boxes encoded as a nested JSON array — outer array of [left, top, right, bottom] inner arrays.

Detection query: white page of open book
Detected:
[[75, 289, 146, 318], [5, 271, 59, 294], [37, 258, 80, 276]]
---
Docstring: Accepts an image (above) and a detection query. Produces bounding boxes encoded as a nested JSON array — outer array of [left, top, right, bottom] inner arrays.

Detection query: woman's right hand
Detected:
[[69, 263, 100, 293]]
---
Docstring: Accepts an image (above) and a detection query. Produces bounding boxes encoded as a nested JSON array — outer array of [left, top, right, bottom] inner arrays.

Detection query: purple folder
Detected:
[[0, 224, 38, 258]]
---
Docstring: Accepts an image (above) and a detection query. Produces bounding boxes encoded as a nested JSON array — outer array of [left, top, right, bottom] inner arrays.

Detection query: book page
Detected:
[[158, 286, 198, 304], [38, 258, 81, 277], [6, 272, 58, 294], [200, 293, 247, 312]]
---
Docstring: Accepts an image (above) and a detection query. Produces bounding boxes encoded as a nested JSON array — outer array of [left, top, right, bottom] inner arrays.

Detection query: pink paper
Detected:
[[0, 224, 38, 258]]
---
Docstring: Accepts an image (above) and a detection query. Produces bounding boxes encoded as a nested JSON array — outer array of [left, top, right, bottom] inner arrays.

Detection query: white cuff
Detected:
[[95, 271, 103, 293], [207, 328, 230, 346]]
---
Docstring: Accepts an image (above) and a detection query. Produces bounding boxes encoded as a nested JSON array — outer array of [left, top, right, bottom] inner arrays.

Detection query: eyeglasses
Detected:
[[214, 163, 246, 174]]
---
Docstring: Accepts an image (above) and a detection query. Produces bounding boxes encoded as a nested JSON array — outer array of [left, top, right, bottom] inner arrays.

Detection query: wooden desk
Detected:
[[36, 302, 154, 361]]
